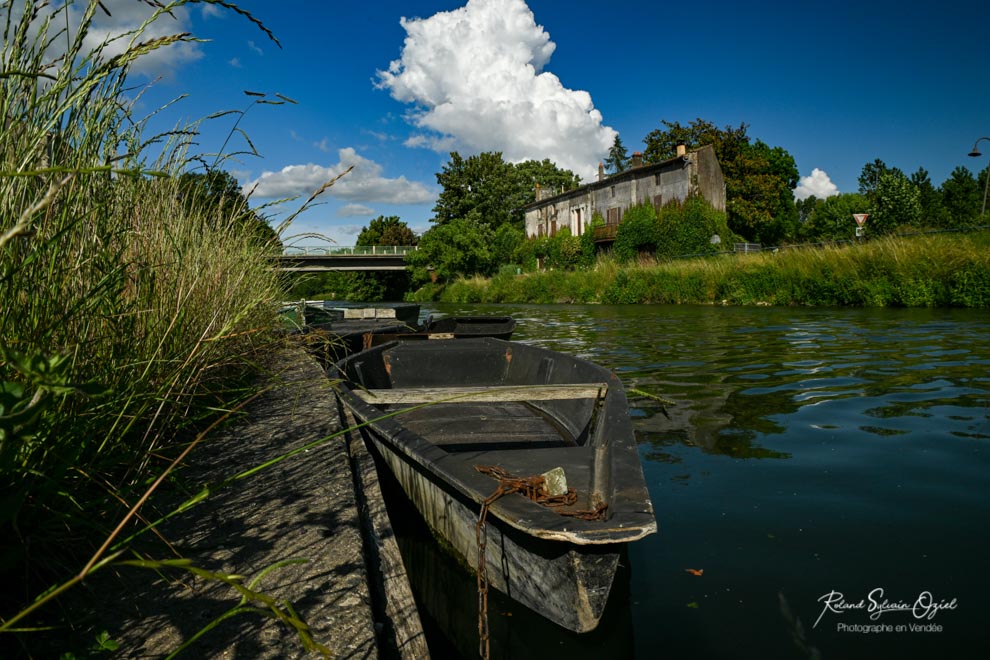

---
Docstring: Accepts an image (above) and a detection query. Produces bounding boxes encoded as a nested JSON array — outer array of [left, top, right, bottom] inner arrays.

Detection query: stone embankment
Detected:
[[76, 345, 426, 658]]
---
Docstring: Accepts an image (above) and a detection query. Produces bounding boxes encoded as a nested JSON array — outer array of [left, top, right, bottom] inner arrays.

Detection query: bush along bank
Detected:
[[410, 232, 990, 307]]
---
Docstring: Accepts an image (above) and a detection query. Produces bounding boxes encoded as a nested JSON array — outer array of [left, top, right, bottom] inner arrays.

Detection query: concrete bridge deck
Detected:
[[275, 246, 416, 272]]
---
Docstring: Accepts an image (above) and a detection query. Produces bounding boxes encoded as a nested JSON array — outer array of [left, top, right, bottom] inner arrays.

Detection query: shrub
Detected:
[[613, 202, 659, 261]]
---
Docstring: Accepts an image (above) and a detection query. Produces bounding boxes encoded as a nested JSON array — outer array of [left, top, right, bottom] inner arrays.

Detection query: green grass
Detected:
[[410, 232, 990, 307], [0, 1, 302, 652]]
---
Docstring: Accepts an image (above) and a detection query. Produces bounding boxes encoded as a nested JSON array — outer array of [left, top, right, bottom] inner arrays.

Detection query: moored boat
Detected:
[[421, 314, 517, 340], [333, 338, 656, 633]]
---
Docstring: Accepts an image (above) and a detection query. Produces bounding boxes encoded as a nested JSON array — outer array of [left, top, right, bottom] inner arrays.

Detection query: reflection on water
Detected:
[[399, 303, 990, 659]]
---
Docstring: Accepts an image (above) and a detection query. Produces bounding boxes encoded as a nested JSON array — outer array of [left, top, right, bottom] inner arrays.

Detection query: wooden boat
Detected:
[[364, 314, 518, 347], [333, 338, 656, 633], [421, 314, 517, 340]]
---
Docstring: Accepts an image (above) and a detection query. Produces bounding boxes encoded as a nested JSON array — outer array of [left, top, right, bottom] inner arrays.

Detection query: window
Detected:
[[610, 186, 615, 198]]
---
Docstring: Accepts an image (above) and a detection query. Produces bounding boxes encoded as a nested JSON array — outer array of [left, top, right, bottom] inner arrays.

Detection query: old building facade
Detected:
[[522, 144, 726, 240]]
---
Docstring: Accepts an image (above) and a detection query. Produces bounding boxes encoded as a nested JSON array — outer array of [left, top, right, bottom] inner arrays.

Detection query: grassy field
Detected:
[[1, 2, 297, 652], [412, 232, 990, 308]]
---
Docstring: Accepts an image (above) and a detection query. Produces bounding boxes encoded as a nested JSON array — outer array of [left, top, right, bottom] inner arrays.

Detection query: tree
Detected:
[[910, 167, 948, 228], [177, 170, 278, 246], [511, 158, 581, 213], [800, 193, 869, 242], [356, 215, 418, 246], [642, 118, 798, 244], [940, 166, 981, 226], [348, 216, 417, 301], [433, 152, 579, 231], [406, 217, 495, 285], [604, 134, 630, 174], [870, 170, 921, 235], [613, 202, 660, 261], [857, 159, 891, 198], [432, 152, 517, 230]]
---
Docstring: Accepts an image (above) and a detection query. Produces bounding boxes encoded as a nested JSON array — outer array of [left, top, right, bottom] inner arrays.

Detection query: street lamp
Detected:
[[967, 137, 990, 216]]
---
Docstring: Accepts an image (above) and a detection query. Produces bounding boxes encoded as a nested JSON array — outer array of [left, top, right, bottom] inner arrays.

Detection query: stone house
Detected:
[[522, 144, 726, 242]]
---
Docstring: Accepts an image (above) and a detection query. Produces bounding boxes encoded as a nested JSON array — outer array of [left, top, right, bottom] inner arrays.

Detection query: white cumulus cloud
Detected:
[[337, 204, 376, 218], [245, 147, 435, 204], [77, 0, 203, 78], [376, 0, 615, 182], [794, 168, 840, 201]]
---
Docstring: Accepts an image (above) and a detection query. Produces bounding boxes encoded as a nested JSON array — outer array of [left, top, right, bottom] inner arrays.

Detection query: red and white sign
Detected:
[[853, 213, 869, 227]]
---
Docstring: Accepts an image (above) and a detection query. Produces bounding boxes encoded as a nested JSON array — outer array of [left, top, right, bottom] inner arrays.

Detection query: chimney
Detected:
[[631, 152, 643, 168], [598, 162, 605, 181], [675, 142, 687, 157]]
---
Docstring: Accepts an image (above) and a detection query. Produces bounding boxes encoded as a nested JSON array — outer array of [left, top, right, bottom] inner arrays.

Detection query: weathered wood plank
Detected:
[[352, 383, 608, 405]]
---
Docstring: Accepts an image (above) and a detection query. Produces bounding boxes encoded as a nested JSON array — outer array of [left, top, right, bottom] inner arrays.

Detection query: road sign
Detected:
[[853, 213, 869, 227]]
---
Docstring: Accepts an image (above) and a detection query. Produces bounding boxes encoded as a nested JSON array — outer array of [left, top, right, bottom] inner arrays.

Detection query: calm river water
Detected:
[[384, 303, 990, 659]]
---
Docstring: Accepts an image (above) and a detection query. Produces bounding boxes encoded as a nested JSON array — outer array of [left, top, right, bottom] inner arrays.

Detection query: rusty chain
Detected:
[[473, 465, 609, 659]]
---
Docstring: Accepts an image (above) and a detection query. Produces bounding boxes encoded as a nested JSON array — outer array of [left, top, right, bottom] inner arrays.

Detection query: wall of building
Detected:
[[523, 145, 725, 239]]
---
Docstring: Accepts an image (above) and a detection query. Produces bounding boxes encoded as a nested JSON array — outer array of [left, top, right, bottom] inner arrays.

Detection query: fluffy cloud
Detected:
[[76, 0, 203, 78], [337, 204, 376, 218], [794, 168, 840, 201], [376, 0, 615, 182], [245, 147, 434, 204]]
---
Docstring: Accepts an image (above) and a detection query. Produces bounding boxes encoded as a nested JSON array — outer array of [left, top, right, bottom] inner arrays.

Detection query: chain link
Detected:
[[473, 465, 609, 658]]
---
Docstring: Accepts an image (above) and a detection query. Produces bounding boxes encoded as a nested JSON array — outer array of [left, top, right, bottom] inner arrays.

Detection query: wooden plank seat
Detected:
[[350, 382, 608, 405]]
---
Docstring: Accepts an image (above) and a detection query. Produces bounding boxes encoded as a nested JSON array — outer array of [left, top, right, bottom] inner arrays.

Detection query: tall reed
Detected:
[[414, 233, 990, 307], [1, 0, 287, 641]]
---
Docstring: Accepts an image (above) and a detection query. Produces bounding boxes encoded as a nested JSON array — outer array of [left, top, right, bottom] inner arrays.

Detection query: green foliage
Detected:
[[353, 216, 415, 300], [941, 166, 982, 226], [406, 217, 495, 284], [0, 0, 288, 646], [910, 168, 949, 228], [642, 118, 799, 244], [493, 223, 525, 266], [613, 202, 659, 261], [418, 232, 990, 308], [544, 227, 582, 270], [433, 152, 579, 231], [800, 193, 869, 242], [356, 215, 417, 246], [578, 213, 604, 267], [656, 195, 735, 258], [512, 158, 581, 208], [869, 170, 921, 235]]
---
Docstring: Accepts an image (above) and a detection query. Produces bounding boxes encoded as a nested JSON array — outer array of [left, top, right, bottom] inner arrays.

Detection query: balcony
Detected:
[[592, 223, 619, 243]]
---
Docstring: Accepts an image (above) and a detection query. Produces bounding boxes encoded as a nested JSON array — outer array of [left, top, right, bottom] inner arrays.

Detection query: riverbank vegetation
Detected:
[[1, 1, 290, 652], [411, 231, 990, 307]]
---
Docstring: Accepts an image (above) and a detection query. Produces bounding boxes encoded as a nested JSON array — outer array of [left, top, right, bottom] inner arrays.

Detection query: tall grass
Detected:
[[414, 233, 990, 307], [1, 0, 290, 647]]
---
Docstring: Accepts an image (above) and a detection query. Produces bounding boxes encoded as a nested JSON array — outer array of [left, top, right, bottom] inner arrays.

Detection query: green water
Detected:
[[391, 303, 990, 659]]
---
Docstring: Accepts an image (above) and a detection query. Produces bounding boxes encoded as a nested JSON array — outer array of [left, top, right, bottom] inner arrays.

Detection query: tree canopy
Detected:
[[356, 215, 418, 246], [431, 151, 579, 231]]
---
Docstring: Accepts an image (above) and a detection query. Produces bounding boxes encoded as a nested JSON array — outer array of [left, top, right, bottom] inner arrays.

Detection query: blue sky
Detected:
[[69, 0, 990, 245]]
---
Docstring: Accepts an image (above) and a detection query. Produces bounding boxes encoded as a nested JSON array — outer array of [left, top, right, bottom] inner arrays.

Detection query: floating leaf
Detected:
[[685, 568, 704, 576], [687, 601, 699, 609]]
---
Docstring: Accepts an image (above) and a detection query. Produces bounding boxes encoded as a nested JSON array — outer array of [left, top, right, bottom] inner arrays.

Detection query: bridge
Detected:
[[274, 246, 417, 272]]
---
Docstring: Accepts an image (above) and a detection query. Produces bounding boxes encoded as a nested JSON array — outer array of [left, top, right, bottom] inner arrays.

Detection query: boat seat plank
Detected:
[[352, 382, 608, 405]]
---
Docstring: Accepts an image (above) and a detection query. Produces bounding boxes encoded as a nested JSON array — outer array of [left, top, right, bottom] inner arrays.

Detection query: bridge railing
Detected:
[[281, 245, 418, 256]]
